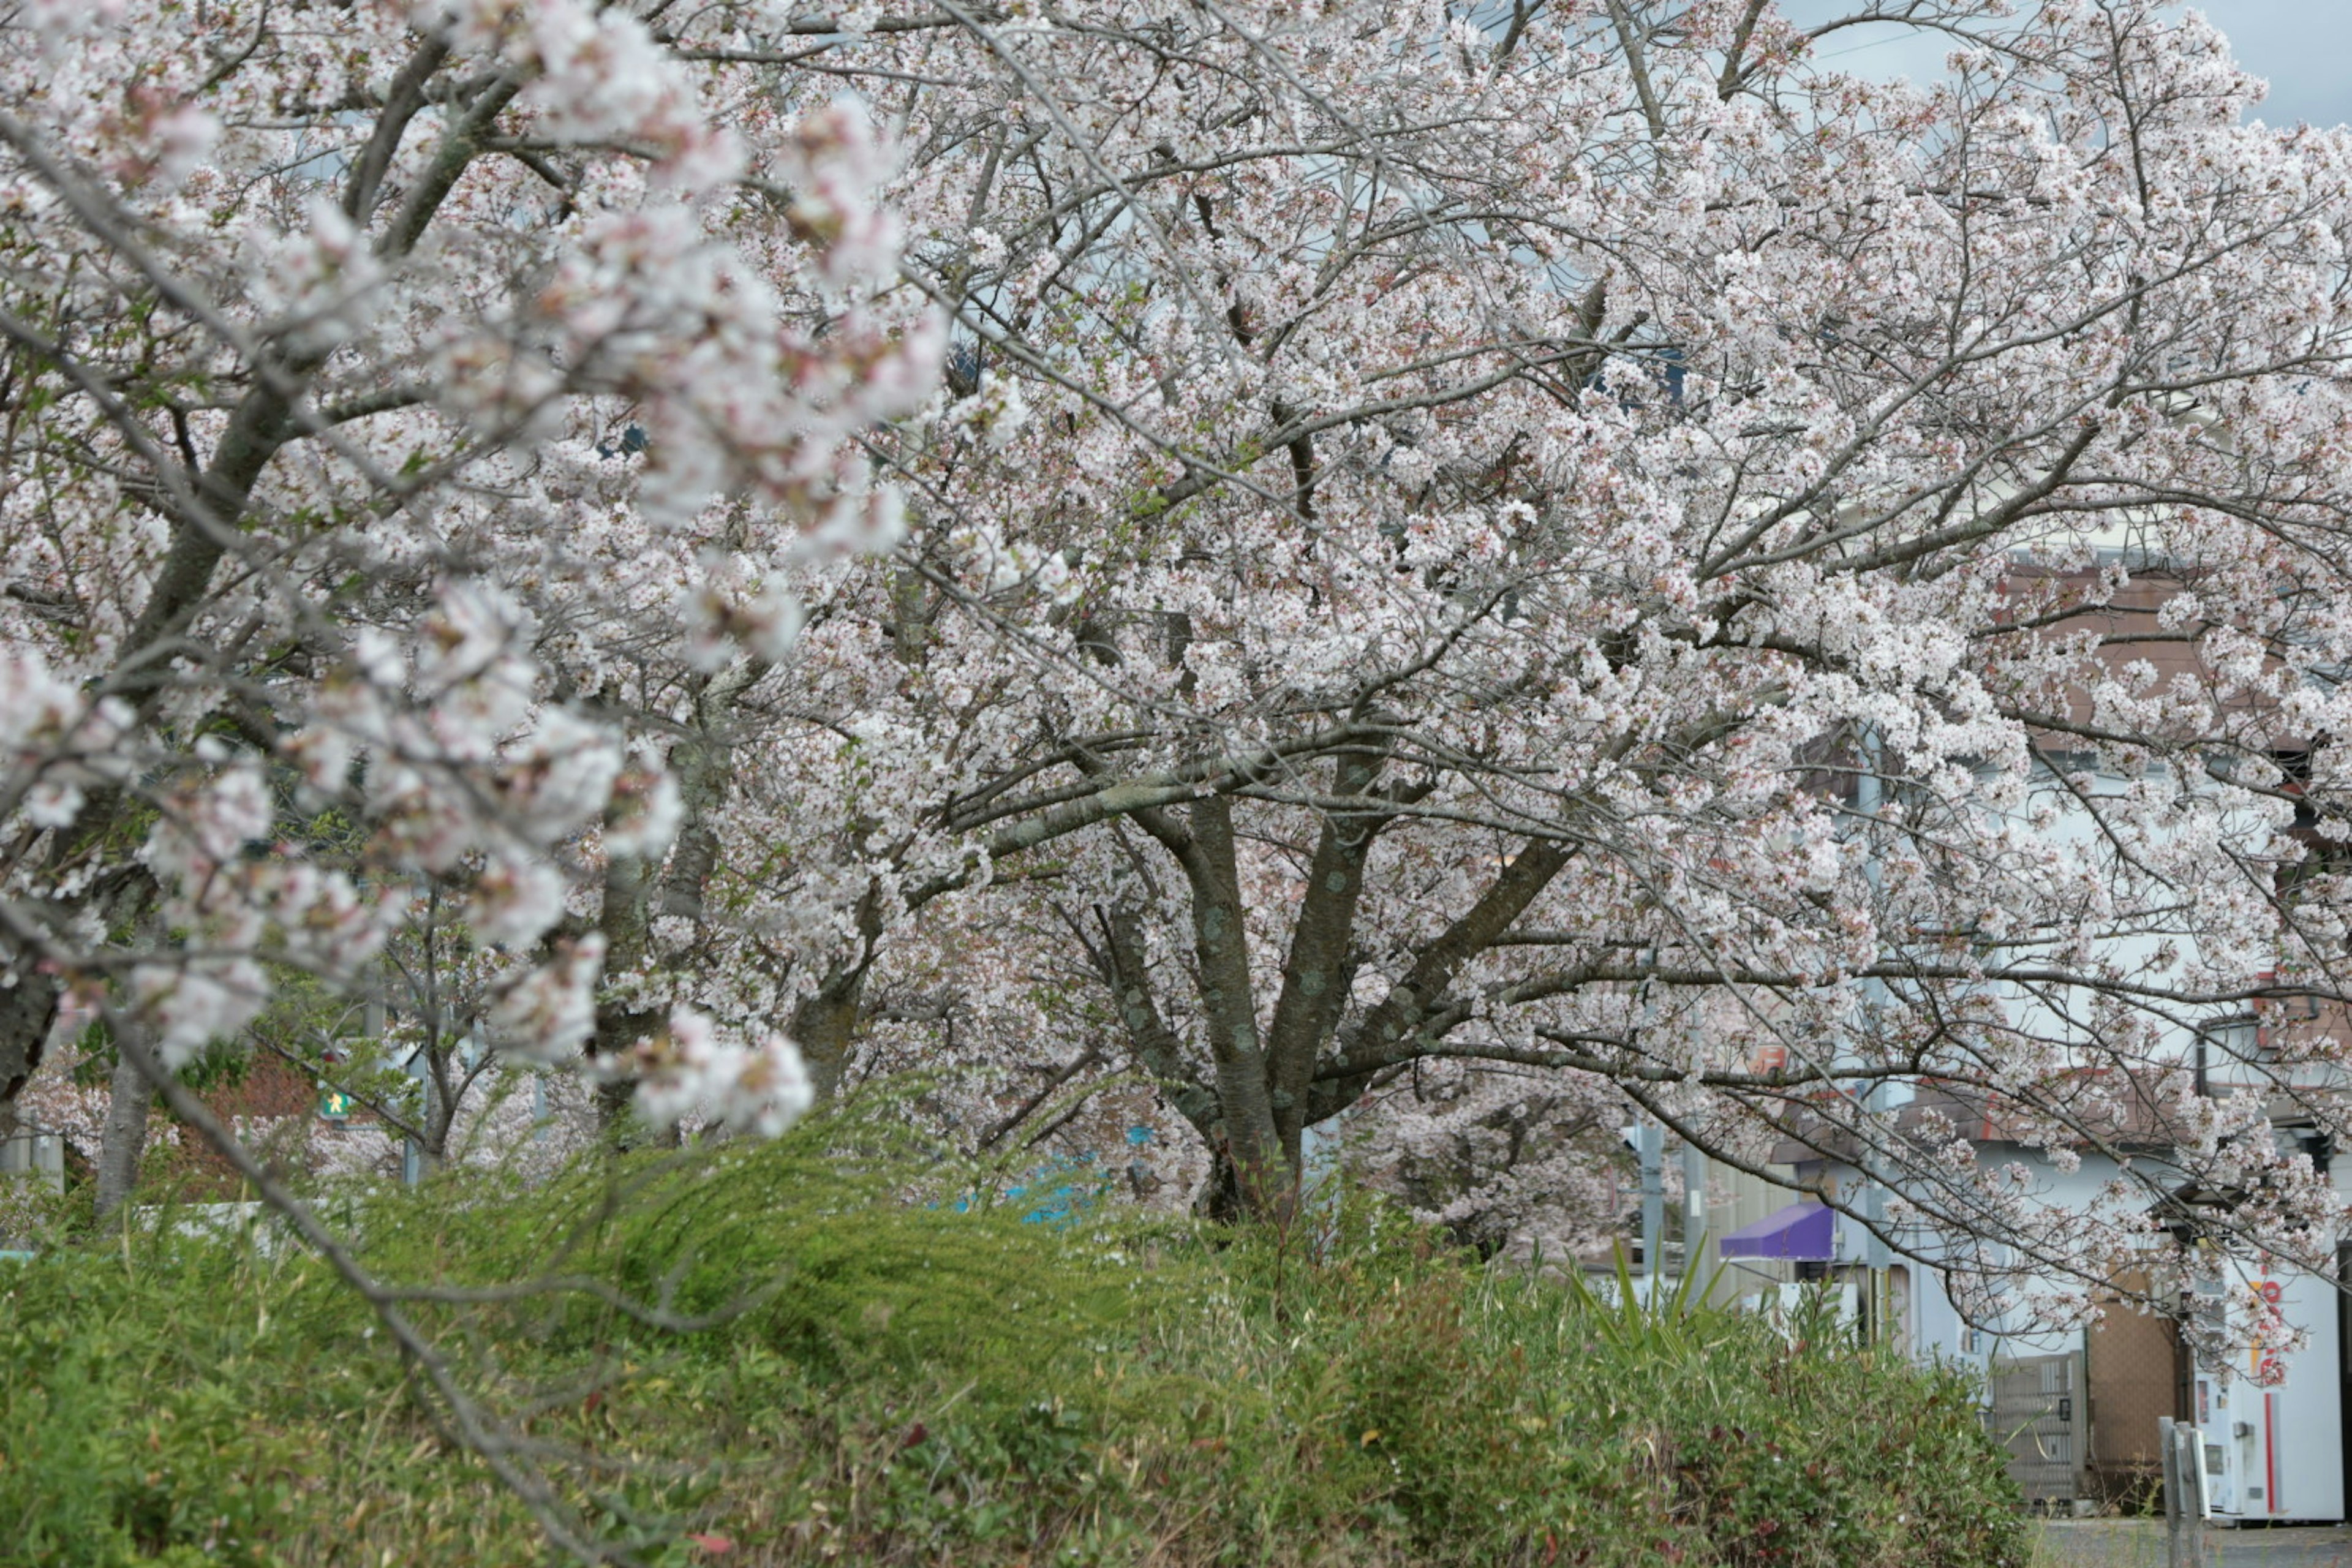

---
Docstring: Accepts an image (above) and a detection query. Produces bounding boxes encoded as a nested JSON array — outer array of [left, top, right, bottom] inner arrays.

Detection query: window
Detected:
[[2212, 1014, 2268, 1066]]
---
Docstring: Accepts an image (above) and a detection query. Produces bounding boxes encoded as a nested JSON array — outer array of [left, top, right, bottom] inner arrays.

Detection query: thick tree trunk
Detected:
[[0, 949, 58, 1128], [590, 658, 769, 1136], [94, 1048, 151, 1221], [1161, 797, 1291, 1216], [1263, 753, 1383, 1169], [792, 986, 863, 1102], [1095, 797, 1586, 1223], [793, 878, 890, 1104], [591, 846, 659, 1137]]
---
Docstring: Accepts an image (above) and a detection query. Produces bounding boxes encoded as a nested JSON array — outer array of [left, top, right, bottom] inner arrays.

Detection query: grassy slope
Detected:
[[0, 1127, 2027, 1567]]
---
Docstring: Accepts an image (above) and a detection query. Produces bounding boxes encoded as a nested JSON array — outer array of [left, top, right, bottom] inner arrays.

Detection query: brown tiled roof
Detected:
[[1767, 1068, 2207, 1165], [1994, 565, 2299, 747]]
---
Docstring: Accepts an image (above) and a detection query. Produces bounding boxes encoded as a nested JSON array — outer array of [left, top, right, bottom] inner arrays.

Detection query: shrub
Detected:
[[0, 1119, 2026, 1567]]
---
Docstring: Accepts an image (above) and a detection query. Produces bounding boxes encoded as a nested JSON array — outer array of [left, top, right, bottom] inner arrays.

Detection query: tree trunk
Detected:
[[94, 1047, 151, 1221], [792, 986, 862, 1101], [794, 881, 890, 1104], [1263, 752, 1383, 1169], [590, 658, 769, 1136], [590, 844, 658, 1137], [1164, 797, 1291, 1216], [0, 931, 60, 1134]]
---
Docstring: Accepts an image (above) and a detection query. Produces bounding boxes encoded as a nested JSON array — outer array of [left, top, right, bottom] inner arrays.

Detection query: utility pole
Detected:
[[1853, 728, 1893, 1338], [401, 1030, 434, 1189], [1626, 956, 1679, 1289], [2160, 1415, 2183, 1566], [2160, 1415, 2209, 1568], [1683, 1137, 1708, 1278], [1638, 1121, 1664, 1284]]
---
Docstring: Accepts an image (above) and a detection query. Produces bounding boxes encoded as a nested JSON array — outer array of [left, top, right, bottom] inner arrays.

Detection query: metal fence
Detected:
[[1989, 1352, 2086, 1505], [0, 1125, 63, 1186]]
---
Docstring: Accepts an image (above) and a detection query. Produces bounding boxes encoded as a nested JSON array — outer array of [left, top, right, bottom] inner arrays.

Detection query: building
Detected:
[[1698, 1069, 2352, 1521]]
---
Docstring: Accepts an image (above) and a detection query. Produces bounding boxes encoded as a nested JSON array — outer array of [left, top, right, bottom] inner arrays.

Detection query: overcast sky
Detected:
[[1782, 2, 2352, 128], [2182, 2, 2352, 125]]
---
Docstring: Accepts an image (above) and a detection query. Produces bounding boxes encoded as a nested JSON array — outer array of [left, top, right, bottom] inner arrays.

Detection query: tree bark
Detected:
[[1311, 837, 1578, 1118], [590, 659, 771, 1134], [590, 843, 659, 1136], [1161, 796, 1289, 1215], [94, 1047, 151, 1221], [1095, 903, 1223, 1142], [1262, 752, 1383, 1168], [0, 930, 58, 1129], [792, 984, 864, 1102]]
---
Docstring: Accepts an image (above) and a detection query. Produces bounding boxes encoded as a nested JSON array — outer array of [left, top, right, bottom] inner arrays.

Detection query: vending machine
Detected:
[[2188, 1265, 2345, 1523]]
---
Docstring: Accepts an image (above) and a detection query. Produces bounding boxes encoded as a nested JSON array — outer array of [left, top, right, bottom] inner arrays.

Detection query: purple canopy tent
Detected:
[[1717, 1201, 1835, 1262]]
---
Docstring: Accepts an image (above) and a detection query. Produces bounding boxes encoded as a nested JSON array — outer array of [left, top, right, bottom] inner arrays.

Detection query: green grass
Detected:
[[0, 1113, 2029, 1567]]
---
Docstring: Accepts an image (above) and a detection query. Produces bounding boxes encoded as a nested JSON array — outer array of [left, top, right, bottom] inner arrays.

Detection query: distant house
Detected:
[[1705, 1066, 2350, 1521], [1670, 556, 2352, 1518]]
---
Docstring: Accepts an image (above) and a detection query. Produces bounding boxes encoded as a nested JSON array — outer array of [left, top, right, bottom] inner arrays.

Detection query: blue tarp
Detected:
[[949, 1126, 1159, 1227]]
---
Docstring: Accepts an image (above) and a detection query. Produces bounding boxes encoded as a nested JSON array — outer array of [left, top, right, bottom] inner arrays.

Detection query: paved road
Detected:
[[2038, 1520, 2352, 1566]]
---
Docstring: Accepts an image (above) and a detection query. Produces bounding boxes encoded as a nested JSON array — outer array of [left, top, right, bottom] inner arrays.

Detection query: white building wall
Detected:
[[1774, 1145, 2351, 1521]]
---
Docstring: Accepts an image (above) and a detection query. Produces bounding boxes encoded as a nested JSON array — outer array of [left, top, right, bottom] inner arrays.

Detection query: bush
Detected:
[[0, 1120, 2026, 1567]]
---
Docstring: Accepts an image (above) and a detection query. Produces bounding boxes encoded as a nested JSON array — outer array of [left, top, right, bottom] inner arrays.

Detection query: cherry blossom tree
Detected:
[[0, 0, 948, 1547], [0, 0, 949, 1155], [679, 0, 2352, 1335], [11, 0, 2352, 1510]]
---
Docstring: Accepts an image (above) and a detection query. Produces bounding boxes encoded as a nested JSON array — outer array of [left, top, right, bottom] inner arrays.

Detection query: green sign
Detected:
[[320, 1091, 353, 1121]]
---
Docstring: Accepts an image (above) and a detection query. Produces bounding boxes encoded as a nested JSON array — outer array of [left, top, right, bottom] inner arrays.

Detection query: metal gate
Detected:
[[1990, 1352, 2087, 1504]]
